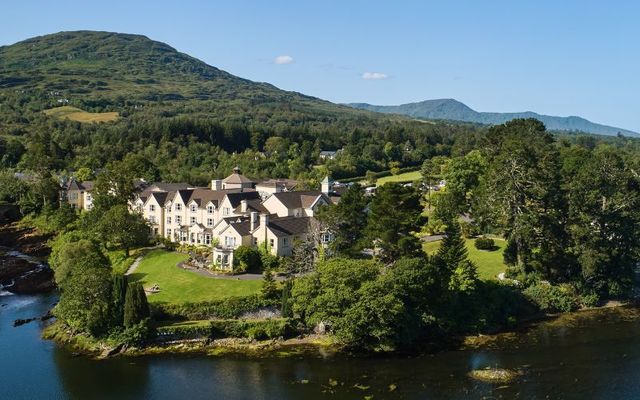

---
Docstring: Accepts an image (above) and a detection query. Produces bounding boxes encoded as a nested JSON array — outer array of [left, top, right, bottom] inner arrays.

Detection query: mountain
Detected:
[[0, 31, 379, 123], [348, 99, 638, 137]]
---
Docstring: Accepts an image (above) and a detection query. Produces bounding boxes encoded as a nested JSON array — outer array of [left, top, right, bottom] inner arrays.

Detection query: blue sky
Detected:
[[2, 0, 639, 131]]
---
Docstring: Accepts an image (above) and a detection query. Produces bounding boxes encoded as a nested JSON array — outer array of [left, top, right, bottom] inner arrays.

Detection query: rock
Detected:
[[99, 344, 124, 359], [13, 318, 37, 327], [468, 368, 522, 383], [7, 266, 55, 294]]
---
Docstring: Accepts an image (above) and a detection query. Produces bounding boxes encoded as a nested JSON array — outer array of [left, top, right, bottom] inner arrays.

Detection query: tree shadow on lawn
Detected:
[[127, 272, 147, 283]]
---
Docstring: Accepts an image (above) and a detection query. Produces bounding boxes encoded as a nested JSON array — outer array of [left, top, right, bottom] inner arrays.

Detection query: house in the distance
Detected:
[[62, 179, 95, 210]]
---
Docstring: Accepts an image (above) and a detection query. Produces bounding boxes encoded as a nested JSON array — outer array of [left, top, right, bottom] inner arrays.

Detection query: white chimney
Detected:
[[211, 179, 222, 191], [250, 211, 259, 231], [240, 199, 248, 212], [321, 175, 333, 195], [260, 213, 269, 228]]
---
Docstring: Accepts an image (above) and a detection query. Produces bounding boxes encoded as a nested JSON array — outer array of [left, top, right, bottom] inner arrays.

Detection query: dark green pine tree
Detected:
[[280, 279, 293, 318], [435, 219, 468, 277], [124, 282, 150, 328], [111, 273, 128, 326], [261, 269, 278, 299]]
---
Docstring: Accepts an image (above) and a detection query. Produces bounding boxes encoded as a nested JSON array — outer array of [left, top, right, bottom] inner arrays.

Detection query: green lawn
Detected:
[[376, 170, 422, 186], [423, 238, 507, 280], [129, 249, 261, 304]]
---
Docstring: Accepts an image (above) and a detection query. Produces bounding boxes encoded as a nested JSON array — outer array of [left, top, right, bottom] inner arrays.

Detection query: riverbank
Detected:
[[0, 223, 55, 294]]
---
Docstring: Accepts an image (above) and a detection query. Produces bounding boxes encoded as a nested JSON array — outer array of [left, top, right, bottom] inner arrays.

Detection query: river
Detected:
[[2, 292, 640, 399]]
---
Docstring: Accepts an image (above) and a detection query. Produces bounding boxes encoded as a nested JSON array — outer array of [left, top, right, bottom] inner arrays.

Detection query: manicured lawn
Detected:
[[129, 249, 261, 304], [423, 238, 507, 280], [376, 170, 422, 186]]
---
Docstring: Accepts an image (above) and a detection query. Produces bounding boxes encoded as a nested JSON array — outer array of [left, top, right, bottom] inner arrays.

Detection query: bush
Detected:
[[156, 318, 292, 340], [523, 283, 580, 313], [474, 237, 495, 251], [233, 245, 262, 273], [151, 295, 280, 320], [460, 220, 480, 239]]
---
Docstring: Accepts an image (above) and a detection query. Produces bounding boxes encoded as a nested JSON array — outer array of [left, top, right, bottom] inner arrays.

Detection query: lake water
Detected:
[[2, 292, 640, 399]]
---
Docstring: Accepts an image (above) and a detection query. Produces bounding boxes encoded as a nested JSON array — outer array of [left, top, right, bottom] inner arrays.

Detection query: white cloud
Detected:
[[274, 55, 294, 65], [362, 72, 388, 80]]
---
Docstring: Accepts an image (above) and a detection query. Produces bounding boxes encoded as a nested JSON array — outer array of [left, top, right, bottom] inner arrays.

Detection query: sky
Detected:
[[2, 0, 639, 131]]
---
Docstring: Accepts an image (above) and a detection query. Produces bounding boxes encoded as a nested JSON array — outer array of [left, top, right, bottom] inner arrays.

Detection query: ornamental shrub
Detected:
[[474, 237, 495, 251]]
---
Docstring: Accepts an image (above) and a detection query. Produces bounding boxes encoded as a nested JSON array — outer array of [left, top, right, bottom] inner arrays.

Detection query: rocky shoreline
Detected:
[[0, 223, 56, 295]]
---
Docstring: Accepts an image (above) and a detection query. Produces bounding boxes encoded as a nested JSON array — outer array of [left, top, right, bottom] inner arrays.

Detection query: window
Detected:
[[205, 234, 211, 245], [207, 218, 214, 227], [207, 205, 214, 214], [283, 237, 289, 247], [87, 204, 93, 210], [190, 233, 195, 243], [175, 216, 182, 225], [224, 236, 236, 247], [223, 207, 230, 216], [253, 237, 258, 246], [70, 193, 78, 200], [190, 217, 197, 225], [149, 204, 155, 212], [175, 203, 182, 211], [321, 233, 331, 243], [190, 204, 197, 213], [166, 229, 172, 237], [167, 217, 171, 224], [269, 238, 275, 248], [149, 216, 156, 224], [86, 194, 92, 201]]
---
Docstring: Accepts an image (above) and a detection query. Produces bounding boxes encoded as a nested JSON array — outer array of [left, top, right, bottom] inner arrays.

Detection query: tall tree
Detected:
[[367, 183, 425, 263], [317, 183, 368, 257], [96, 204, 149, 256], [124, 282, 150, 328]]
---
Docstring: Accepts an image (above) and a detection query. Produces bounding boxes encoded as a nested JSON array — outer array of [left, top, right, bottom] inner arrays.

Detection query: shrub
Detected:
[[156, 318, 292, 340], [474, 237, 495, 251], [233, 245, 262, 273], [523, 283, 580, 313], [151, 294, 280, 320], [124, 282, 150, 328], [460, 220, 480, 238]]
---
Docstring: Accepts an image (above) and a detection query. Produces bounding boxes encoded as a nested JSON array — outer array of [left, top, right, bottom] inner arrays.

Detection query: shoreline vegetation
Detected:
[[41, 302, 634, 360]]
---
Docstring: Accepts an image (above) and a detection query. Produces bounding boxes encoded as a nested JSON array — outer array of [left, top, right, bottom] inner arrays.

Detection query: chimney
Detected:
[[240, 199, 248, 212], [250, 211, 259, 231], [211, 179, 222, 191], [321, 175, 333, 195], [260, 213, 269, 228]]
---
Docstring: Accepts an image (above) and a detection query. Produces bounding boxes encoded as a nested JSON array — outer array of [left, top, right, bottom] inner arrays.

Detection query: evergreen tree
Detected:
[[435, 219, 468, 274], [280, 279, 293, 318], [124, 282, 150, 328], [111, 273, 128, 326], [261, 269, 278, 299]]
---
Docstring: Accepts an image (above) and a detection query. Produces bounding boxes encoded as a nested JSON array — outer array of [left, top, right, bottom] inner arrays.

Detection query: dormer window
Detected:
[[223, 207, 230, 216], [207, 205, 214, 214], [190, 204, 197, 213], [175, 203, 182, 211], [149, 204, 155, 212]]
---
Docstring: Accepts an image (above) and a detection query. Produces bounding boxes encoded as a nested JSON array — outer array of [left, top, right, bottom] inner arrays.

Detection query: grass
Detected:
[[423, 238, 507, 280], [376, 170, 422, 186], [43, 106, 119, 123], [128, 249, 261, 304]]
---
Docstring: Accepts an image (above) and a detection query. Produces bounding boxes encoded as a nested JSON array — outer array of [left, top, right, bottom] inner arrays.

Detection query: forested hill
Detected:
[[348, 99, 638, 137], [0, 30, 369, 120]]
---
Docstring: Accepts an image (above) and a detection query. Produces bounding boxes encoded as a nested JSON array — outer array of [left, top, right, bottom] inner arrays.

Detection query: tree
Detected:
[[92, 160, 139, 211], [49, 236, 110, 287], [366, 183, 425, 263], [261, 269, 278, 299], [124, 282, 150, 328], [233, 245, 263, 273], [75, 167, 94, 182], [111, 273, 128, 326], [96, 204, 149, 256], [280, 279, 293, 318], [435, 219, 468, 276], [477, 119, 570, 279]]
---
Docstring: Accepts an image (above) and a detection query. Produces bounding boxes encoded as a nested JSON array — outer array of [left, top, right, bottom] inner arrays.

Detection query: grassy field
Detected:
[[129, 249, 261, 304], [423, 238, 507, 280], [43, 106, 119, 123], [376, 170, 422, 186]]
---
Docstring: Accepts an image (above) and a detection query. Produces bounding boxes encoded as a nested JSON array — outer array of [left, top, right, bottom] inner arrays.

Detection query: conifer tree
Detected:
[[261, 269, 278, 299], [111, 273, 128, 326], [124, 282, 150, 328]]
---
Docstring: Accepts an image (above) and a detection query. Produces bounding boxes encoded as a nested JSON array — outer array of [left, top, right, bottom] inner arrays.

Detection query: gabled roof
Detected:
[[145, 182, 192, 192], [233, 198, 268, 214], [269, 190, 329, 209], [67, 179, 94, 191], [268, 216, 313, 237], [256, 178, 299, 191], [222, 167, 254, 185], [225, 191, 261, 208]]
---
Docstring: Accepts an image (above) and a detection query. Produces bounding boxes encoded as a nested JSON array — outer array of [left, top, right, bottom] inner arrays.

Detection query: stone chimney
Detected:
[[250, 211, 259, 231], [240, 199, 248, 213], [211, 179, 222, 191]]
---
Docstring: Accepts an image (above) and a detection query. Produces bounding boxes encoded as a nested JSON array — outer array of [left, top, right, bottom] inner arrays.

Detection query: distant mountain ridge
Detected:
[[348, 99, 638, 137]]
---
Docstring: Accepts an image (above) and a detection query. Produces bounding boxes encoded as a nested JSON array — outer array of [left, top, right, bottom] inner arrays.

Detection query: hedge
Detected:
[[474, 236, 495, 250], [156, 318, 292, 340], [151, 294, 280, 321]]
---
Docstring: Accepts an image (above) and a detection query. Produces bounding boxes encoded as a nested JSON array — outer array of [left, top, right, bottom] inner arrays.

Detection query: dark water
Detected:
[[2, 293, 640, 400]]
